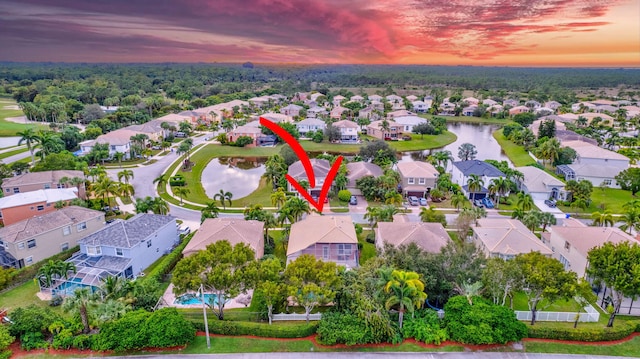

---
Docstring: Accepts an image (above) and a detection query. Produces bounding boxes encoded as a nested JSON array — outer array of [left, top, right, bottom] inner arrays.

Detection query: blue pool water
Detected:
[[174, 293, 219, 305], [53, 279, 96, 296]]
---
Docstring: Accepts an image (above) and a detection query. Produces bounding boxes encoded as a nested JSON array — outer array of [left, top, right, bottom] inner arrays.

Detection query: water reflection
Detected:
[[201, 157, 266, 199]]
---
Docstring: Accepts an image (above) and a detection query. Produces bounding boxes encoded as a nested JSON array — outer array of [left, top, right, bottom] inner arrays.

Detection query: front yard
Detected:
[[559, 187, 636, 215]]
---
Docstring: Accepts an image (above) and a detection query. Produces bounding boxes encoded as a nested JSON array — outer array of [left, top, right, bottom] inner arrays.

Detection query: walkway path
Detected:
[[109, 353, 631, 359]]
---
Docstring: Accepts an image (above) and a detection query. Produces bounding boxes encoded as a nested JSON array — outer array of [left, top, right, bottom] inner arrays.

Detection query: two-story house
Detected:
[[345, 162, 383, 196], [307, 106, 328, 118], [330, 106, 348, 120], [376, 221, 449, 253], [412, 101, 429, 113], [79, 128, 137, 159], [367, 120, 403, 140], [472, 218, 552, 260], [226, 121, 263, 147], [0, 188, 78, 226], [516, 166, 567, 201], [332, 95, 345, 107], [287, 159, 332, 198], [397, 161, 439, 198], [296, 118, 327, 138], [451, 160, 506, 200], [556, 140, 629, 188], [2, 170, 86, 199], [332, 120, 359, 143], [287, 214, 358, 269], [0, 206, 104, 269], [280, 104, 303, 117]]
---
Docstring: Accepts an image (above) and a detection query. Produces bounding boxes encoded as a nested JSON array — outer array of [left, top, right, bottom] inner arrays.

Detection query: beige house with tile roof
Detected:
[[287, 214, 358, 268], [182, 218, 264, 258], [472, 218, 552, 260], [287, 159, 332, 198], [2, 170, 86, 199], [79, 128, 139, 159], [376, 222, 449, 253], [516, 166, 567, 201], [541, 218, 636, 277], [397, 161, 439, 197], [367, 120, 403, 140], [0, 206, 104, 268], [345, 162, 383, 195]]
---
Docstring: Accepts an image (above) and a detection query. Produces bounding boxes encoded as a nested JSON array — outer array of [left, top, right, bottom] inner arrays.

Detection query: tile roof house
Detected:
[[451, 160, 506, 200], [259, 113, 293, 124], [397, 161, 439, 197], [509, 105, 530, 115], [296, 118, 327, 137], [182, 218, 264, 258], [376, 222, 449, 253], [405, 95, 418, 102], [556, 140, 629, 188], [79, 129, 138, 159], [288, 159, 332, 198], [368, 95, 383, 102], [0, 188, 78, 226], [287, 214, 358, 268], [345, 162, 383, 195], [472, 218, 552, 260], [542, 219, 637, 277], [332, 95, 345, 106], [307, 106, 328, 118], [332, 120, 359, 143], [387, 110, 416, 119], [330, 106, 349, 120], [367, 120, 403, 140], [227, 121, 264, 147], [393, 115, 427, 132], [350, 95, 364, 103], [412, 101, 429, 113], [2, 170, 86, 199], [483, 99, 498, 106], [516, 166, 568, 201], [0, 206, 104, 269], [280, 104, 303, 117], [503, 99, 519, 108]]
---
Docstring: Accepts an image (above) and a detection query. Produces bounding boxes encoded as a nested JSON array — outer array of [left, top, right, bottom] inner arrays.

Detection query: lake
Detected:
[[201, 157, 266, 199]]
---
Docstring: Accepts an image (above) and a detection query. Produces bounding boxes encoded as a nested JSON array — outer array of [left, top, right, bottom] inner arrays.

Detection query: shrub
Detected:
[[402, 310, 448, 345], [0, 325, 14, 359], [365, 232, 375, 244], [338, 190, 352, 202], [51, 329, 74, 350], [9, 305, 62, 339], [354, 223, 363, 235], [190, 319, 317, 338], [527, 320, 637, 342], [71, 334, 92, 350], [49, 296, 64, 307], [20, 332, 48, 350], [234, 136, 254, 147], [147, 308, 195, 348], [169, 175, 186, 186], [444, 295, 527, 345], [317, 312, 370, 345], [312, 131, 324, 143]]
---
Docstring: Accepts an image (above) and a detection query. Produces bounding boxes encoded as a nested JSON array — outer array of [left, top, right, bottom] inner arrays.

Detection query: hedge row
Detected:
[[0, 246, 79, 293], [190, 320, 318, 338], [527, 320, 639, 342], [142, 232, 194, 284]]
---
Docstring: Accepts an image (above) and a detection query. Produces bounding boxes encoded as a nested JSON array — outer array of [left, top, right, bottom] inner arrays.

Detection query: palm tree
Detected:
[[38, 260, 63, 288], [619, 207, 640, 234], [384, 270, 427, 329], [539, 212, 557, 232], [280, 197, 310, 223], [94, 299, 129, 323], [270, 188, 287, 209], [432, 150, 453, 170], [117, 169, 134, 184], [91, 175, 119, 207], [17, 127, 38, 166], [63, 288, 97, 334], [591, 210, 614, 227], [174, 187, 190, 205], [150, 197, 169, 215], [101, 276, 126, 300], [119, 182, 135, 199], [516, 192, 534, 211], [87, 166, 106, 183], [466, 174, 484, 203], [262, 212, 278, 246], [113, 152, 125, 168], [69, 177, 86, 194], [201, 202, 220, 223], [384, 191, 403, 206], [364, 206, 380, 228], [489, 177, 510, 209], [153, 174, 167, 191], [214, 189, 233, 209], [511, 208, 526, 220], [451, 192, 468, 212], [522, 211, 542, 232]]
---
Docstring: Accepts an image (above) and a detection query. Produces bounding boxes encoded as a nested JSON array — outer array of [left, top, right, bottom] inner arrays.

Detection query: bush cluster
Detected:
[[190, 319, 317, 338], [317, 312, 372, 345], [337, 190, 352, 202], [527, 320, 638, 342], [402, 310, 448, 345], [169, 174, 186, 186]]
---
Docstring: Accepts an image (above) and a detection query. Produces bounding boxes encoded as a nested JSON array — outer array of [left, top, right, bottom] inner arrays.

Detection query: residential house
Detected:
[[387, 110, 415, 119], [503, 99, 519, 108], [516, 166, 568, 201], [483, 99, 498, 106], [307, 106, 328, 118], [423, 96, 434, 109], [79, 129, 138, 159], [350, 95, 364, 103], [280, 104, 303, 117], [556, 140, 629, 187], [451, 160, 506, 200], [412, 101, 429, 113], [530, 118, 567, 137], [367, 120, 403, 140], [525, 100, 542, 109], [358, 106, 376, 119], [309, 93, 325, 102], [345, 162, 383, 195], [332, 95, 345, 107], [126, 121, 166, 143], [248, 96, 271, 108], [2, 170, 86, 199], [577, 112, 614, 124], [368, 95, 383, 102], [463, 97, 479, 106], [394, 115, 427, 132], [397, 161, 439, 197], [405, 95, 418, 102], [596, 105, 618, 113], [571, 102, 597, 112], [509, 106, 530, 116], [177, 110, 209, 125], [0, 206, 105, 269], [99, 106, 119, 114], [333, 120, 359, 143], [591, 99, 617, 107], [386, 95, 403, 107], [293, 92, 309, 102], [287, 214, 358, 268], [376, 222, 449, 253], [330, 106, 349, 120], [296, 118, 327, 137], [472, 218, 552, 260], [259, 112, 293, 124], [287, 159, 332, 198], [182, 218, 264, 258], [534, 107, 555, 116], [545, 101, 562, 110], [0, 188, 78, 226], [226, 121, 264, 147], [542, 219, 635, 277], [438, 102, 456, 116], [488, 104, 504, 116], [462, 105, 477, 116], [370, 100, 384, 111]]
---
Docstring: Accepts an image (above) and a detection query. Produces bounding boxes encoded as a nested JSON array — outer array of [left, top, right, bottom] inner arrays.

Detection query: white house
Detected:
[[332, 120, 359, 143], [296, 118, 327, 137], [556, 140, 629, 188], [307, 106, 328, 118], [516, 166, 568, 201], [79, 129, 137, 159], [451, 160, 506, 199], [394, 115, 427, 132], [412, 101, 429, 113]]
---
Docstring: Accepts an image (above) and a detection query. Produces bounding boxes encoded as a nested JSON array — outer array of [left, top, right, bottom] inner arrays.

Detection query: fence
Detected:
[[272, 313, 322, 321], [514, 304, 600, 322]]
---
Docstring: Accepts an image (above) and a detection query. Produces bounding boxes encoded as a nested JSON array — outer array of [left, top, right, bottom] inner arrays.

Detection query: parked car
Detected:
[[179, 226, 191, 235], [151, 145, 162, 150], [482, 197, 495, 209], [544, 199, 557, 208], [402, 135, 412, 141], [473, 199, 484, 208], [349, 196, 358, 205], [408, 196, 420, 206], [419, 197, 427, 206]]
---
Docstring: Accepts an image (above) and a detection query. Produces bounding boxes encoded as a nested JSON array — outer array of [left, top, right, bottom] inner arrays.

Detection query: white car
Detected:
[[179, 226, 191, 235]]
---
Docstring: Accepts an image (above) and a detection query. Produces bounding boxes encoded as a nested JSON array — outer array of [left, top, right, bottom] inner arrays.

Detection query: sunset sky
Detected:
[[0, 0, 638, 67]]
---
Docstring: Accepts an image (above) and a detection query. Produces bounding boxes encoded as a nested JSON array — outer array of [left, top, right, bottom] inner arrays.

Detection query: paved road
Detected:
[[111, 353, 629, 359]]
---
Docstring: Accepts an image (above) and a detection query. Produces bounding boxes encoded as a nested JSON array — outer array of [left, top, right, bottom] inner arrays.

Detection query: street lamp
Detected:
[[198, 284, 211, 349]]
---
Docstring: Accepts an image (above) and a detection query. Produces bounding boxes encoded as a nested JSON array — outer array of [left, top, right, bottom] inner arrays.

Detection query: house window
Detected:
[[419, 178, 426, 185], [602, 179, 612, 186], [408, 178, 415, 184], [86, 246, 101, 256], [44, 183, 51, 189], [4, 189, 9, 193], [110, 145, 116, 151], [25, 256, 33, 265], [559, 254, 570, 270], [27, 239, 36, 249], [147, 240, 152, 248], [61, 242, 69, 252], [338, 244, 352, 261], [13, 188, 19, 193], [17, 242, 24, 250], [0, 240, 4, 248], [63, 226, 71, 235], [57, 183, 64, 189], [564, 241, 571, 251], [37, 205, 44, 211], [77, 222, 87, 231], [323, 245, 329, 260], [116, 248, 124, 256]]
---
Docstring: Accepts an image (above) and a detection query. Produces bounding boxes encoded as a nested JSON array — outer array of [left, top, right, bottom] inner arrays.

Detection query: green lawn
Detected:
[[558, 187, 636, 215], [329, 197, 349, 213], [419, 113, 513, 125], [233, 177, 275, 208], [0, 280, 63, 315], [358, 230, 377, 264], [492, 129, 536, 167], [511, 291, 581, 312], [0, 98, 47, 136], [524, 336, 640, 357], [0, 146, 28, 160]]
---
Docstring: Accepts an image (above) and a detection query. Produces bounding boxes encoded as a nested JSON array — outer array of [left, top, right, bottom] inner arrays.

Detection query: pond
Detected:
[[0, 137, 22, 148], [401, 122, 511, 167], [201, 157, 266, 199]]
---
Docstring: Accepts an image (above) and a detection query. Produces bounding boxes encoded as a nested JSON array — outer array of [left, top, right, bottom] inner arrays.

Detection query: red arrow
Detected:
[[259, 117, 343, 212]]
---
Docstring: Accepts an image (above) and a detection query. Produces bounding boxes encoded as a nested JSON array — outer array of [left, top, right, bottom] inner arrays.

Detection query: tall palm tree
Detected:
[[113, 152, 125, 168], [150, 197, 169, 215], [17, 127, 38, 166], [489, 177, 510, 209], [591, 210, 614, 227], [214, 189, 233, 209], [384, 270, 427, 329], [384, 191, 403, 206], [270, 188, 287, 209], [432, 150, 453, 170], [262, 212, 278, 246], [63, 288, 97, 334], [619, 207, 640, 234], [281, 197, 310, 223], [364, 206, 380, 228], [451, 192, 468, 212], [539, 212, 557, 232], [153, 174, 167, 191], [174, 187, 190, 205], [201, 202, 220, 223], [119, 182, 135, 199], [38, 260, 63, 288], [117, 169, 134, 184], [91, 175, 119, 207], [516, 192, 534, 211], [466, 174, 484, 203]]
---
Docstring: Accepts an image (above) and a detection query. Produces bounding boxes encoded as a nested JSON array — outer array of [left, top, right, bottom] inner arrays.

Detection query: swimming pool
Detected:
[[174, 293, 220, 306], [53, 279, 96, 296]]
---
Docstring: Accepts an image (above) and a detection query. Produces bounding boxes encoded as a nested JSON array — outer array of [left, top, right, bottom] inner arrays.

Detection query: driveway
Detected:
[[533, 198, 564, 215]]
